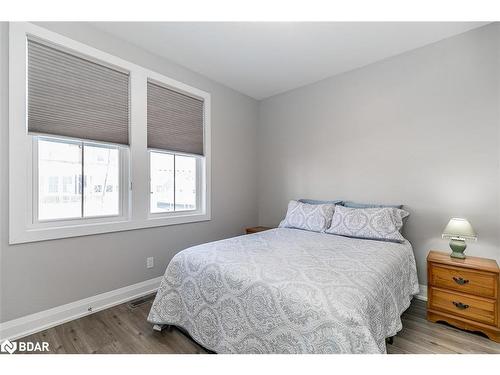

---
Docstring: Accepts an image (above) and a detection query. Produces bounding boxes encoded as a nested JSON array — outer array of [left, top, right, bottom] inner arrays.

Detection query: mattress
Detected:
[[148, 228, 419, 353]]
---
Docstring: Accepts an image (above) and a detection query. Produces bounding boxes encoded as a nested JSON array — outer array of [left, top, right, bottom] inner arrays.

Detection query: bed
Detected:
[[148, 228, 419, 353]]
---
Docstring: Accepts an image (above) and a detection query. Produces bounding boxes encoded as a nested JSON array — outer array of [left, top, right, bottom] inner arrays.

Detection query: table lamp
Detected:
[[442, 218, 477, 259]]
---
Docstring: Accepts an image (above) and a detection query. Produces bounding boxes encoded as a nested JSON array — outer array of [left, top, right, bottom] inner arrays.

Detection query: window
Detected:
[[47, 176, 59, 194], [26, 34, 129, 225], [83, 144, 120, 217], [36, 138, 122, 221], [38, 139, 81, 220], [147, 80, 205, 217], [150, 152, 174, 213], [27, 31, 129, 225], [174, 155, 197, 212], [9, 22, 211, 244], [62, 176, 73, 194], [150, 152, 198, 214]]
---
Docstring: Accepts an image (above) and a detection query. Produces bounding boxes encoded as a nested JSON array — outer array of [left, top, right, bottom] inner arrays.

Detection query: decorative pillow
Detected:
[[279, 200, 336, 233], [325, 205, 409, 243], [343, 201, 403, 209]]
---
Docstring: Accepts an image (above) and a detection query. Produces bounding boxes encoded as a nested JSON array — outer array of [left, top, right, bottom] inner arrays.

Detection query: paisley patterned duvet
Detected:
[[148, 228, 419, 353]]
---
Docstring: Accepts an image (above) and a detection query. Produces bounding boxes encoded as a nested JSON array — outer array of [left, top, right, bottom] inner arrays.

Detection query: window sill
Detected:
[[9, 212, 211, 244]]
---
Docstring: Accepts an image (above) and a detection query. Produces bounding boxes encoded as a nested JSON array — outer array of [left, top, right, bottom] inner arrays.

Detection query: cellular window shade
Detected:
[[147, 81, 204, 155], [27, 38, 130, 145]]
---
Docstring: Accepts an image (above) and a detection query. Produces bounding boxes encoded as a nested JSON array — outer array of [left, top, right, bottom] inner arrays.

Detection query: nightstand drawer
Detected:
[[429, 287, 496, 326], [429, 263, 497, 298]]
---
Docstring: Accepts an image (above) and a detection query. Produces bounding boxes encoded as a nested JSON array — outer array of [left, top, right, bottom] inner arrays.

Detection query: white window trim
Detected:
[[9, 22, 211, 244]]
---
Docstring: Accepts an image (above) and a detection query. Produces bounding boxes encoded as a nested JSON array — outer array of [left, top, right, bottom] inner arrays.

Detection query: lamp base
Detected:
[[449, 238, 467, 259]]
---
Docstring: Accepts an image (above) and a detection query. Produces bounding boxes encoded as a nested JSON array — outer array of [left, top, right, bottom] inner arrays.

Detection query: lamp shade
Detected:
[[442, 218, 477, 241]]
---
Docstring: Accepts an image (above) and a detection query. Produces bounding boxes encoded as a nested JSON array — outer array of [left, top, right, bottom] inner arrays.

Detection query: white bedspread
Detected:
[[148, 228, 419, 353]]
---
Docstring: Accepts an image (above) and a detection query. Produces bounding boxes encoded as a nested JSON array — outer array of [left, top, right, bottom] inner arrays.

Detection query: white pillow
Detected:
[[325, 205, 409, 243], [279, 200, 336, 233]]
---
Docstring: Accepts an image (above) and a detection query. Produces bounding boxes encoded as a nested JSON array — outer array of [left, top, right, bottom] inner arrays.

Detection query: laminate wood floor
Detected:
[[18, 298, 500, 354]]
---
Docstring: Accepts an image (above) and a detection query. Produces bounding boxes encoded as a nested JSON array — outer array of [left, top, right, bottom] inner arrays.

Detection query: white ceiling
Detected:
[[91, 22, 488, 100]]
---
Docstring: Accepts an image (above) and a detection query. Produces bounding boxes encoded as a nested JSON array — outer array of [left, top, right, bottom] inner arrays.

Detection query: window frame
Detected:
[[148, 148, 204, 218], [31, 136, 130, 227], [9, 22, 211, 244]]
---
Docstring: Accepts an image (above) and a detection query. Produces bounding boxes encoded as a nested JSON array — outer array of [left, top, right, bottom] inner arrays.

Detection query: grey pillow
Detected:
[[325, 205, 409, 243], [343, 201, 403, 209], [279, 200, 336, 233]]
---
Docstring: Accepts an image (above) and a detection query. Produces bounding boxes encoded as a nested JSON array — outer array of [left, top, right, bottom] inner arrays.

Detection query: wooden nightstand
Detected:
[[245, 226, 273, 234], [427, 250, 500, 342]]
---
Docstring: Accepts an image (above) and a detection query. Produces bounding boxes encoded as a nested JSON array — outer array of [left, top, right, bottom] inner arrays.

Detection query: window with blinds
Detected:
[[147, 80, 204, 155], [10, 23, 211, 243], [27, 38, 130, 145]]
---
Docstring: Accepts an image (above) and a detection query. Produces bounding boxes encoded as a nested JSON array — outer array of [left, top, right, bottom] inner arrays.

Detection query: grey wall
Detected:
[[0, 22, 259, 322], [257, 23, 500, 285]]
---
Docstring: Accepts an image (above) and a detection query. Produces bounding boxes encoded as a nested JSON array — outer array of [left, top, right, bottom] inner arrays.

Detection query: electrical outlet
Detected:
[[146, 257, 154, 269]]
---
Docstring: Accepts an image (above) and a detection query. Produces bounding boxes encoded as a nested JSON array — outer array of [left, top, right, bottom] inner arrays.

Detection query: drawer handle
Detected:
[[452, 301, 469, 310], [452, 276, 469, 285]]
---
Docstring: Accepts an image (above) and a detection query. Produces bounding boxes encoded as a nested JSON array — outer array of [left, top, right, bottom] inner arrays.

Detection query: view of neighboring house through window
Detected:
[[37, 138, 120, 221], [150, 151, 197, 213], [38, 139, 82, 220], [48, 176, 59, 194], [150, 151, 174, 212], [62, 176, 73, 194], [174, 155, 197, 211], [83, 144, 120, 217]]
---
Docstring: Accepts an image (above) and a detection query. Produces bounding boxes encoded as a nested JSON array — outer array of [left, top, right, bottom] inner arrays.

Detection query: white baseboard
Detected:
[[0, 276, 162, 341], [414, 284, 428, 302]]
